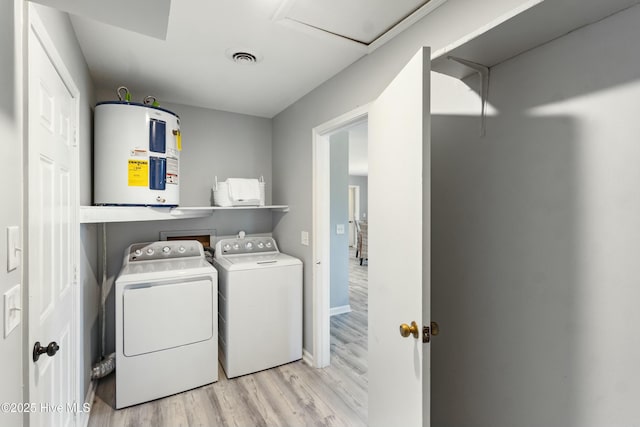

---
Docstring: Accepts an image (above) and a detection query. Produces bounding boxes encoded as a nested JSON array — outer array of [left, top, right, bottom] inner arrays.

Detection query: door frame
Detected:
[[27, 5, 83, 424], [311, 104, 369, 368], [348, 185, 360, 247]]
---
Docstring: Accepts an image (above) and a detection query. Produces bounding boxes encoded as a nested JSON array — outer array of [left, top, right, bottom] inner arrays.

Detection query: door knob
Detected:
[[399, 321, 419, 339], [33, 341, 60, 362]]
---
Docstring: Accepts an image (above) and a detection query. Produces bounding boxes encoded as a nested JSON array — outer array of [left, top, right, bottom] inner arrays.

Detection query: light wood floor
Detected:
[[88, 250, 368, 427]]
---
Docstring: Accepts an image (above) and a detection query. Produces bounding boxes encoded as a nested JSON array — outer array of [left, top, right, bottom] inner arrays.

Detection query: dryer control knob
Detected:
[[178, 246, 186, 253], [146, 248, 155, 255], [163, 246, 171, 254], [245, 242, 253, 250]]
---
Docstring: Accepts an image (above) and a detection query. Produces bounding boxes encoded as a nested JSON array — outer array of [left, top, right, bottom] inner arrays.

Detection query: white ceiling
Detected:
[[284, 0, 431, 44], [56, 0, 445, 118]]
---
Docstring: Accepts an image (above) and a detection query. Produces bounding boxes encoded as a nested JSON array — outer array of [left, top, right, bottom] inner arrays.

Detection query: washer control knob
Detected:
[[223, 244, 231, 251], [257, 241, 265, 248], [265, 241, 273, 248], [134, 249, 143, 256], [178, 246, 186, 253], [163, 246, 171, 254], [146, 248, 155, 255], [245, 242, 253, 250], [233, 243, 240, 250]]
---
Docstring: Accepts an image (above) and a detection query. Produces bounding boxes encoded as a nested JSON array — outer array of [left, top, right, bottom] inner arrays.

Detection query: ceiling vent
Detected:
[[232, 52, 258, 64]]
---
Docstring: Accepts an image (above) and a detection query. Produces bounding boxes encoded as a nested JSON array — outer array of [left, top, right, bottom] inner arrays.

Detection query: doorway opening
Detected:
[[311, 104, 369, 368]]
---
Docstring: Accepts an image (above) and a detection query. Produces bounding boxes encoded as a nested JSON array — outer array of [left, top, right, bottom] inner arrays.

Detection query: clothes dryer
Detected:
[[115, 240, 217, 408]]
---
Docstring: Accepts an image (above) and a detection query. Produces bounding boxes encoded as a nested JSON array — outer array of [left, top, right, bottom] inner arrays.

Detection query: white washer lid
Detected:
[[216, 252, 301, 271]]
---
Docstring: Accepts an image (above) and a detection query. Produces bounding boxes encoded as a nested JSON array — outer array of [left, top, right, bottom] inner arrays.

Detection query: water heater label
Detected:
[[166, 157, 179, 185], [128, 159, 148, 186]]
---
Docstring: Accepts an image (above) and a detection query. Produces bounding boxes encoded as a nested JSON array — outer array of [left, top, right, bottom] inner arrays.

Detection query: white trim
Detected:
[[28, 5, 82, 426], [348, 185, 360, 246], [275, 18, 369, 53], [367, 0, 448, 53], [330, 305, 352, 316], [272, 0, 298, 21], [272, 0, 448, 54], [79, 380, 97, 427], [352, 186, 360, 223], [302, 349, 314, 367], [272, 0, 368, 52], [312, 104, 369, 369], [312, 130, 331, 368]]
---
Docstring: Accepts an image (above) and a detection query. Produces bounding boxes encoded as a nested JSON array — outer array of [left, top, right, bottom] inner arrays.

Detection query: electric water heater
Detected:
[[94, 102, 181, 206]]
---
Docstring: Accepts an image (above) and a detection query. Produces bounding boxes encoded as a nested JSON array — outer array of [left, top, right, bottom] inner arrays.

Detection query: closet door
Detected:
[[368, 47, 431, 427]]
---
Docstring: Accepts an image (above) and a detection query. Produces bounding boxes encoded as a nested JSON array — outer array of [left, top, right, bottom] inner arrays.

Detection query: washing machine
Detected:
[[213, 235, 302, 378], [115, 240, 217, 409]]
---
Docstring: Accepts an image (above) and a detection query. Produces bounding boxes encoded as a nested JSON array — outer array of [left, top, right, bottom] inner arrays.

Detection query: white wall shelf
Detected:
[[80, 205, 289, 224], [431, 0, 639, 79]]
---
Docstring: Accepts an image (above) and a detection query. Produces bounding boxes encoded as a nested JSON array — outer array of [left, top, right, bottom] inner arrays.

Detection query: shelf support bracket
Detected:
[[447, 56, 490, 136]]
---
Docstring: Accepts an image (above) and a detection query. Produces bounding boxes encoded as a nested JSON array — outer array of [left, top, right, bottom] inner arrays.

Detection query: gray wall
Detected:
[[330, 132, 349, 309], [348, 175, 368, 220], [430, 5, 640, 426], [272, 0, 530, 354], [166, 102, 272, 206], [88, 98, 274, 354], [0, 2, 23, 426]]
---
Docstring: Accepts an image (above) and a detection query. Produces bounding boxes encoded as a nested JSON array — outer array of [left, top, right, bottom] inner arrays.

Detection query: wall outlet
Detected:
[[4, 284, 21, 338], [301, 231, 309, 246], [336, 224, 345, 235]]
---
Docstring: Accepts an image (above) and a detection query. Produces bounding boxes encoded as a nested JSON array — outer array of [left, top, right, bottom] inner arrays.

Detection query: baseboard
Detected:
[[80, 380, 97, 427], [330, 304, 352, 316], [302, 349, 314, 367]]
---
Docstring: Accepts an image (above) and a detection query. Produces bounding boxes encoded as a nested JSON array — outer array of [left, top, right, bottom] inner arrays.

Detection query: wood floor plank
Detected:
[[88, 248, 368, 427], [181, 388, 218, 427]]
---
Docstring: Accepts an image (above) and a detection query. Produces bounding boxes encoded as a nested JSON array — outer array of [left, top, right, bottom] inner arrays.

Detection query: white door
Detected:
[[368, 47, 431, 427], [28, 11, 79, 427]]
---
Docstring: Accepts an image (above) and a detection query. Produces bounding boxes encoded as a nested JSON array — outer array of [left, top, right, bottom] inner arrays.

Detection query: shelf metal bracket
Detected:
[[447, 56, 490, 137]]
